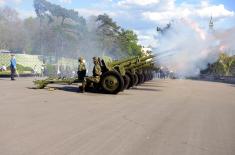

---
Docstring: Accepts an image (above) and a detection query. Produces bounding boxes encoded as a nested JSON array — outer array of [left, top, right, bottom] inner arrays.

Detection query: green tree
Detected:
[[118, 29, 142, 56], [34, 0, 87, 57], [218, 53, 235, 76], [96, 14, 121, 56]]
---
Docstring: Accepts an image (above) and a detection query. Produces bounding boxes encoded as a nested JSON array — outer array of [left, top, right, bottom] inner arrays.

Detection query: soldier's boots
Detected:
[[78, 85, 85, 93]]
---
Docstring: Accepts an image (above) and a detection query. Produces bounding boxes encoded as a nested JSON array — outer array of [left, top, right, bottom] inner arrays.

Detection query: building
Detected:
[[209, 16, 215, 33]]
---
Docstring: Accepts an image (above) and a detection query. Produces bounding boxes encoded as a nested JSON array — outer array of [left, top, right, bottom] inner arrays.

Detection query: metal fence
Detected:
[[200, 74, 235, 84], [0, 53, 78, 74]]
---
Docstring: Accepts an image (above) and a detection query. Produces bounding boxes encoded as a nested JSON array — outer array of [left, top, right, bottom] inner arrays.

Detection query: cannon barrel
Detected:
[[33, 77, 77, 89], [111, 54, 155, 68], [110, 56, 138, 67], [135, 63, 155, 70], [125, 60, 155, 70], [124, 55, 155, 68], [139, 55, 155, 62]]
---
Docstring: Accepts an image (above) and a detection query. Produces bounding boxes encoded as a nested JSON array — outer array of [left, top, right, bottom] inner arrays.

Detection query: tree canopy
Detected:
[[0, 0, 143, 59]]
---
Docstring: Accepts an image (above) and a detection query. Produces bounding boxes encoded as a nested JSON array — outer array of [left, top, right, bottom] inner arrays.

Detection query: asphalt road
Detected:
[[0, 78, 235, 155]]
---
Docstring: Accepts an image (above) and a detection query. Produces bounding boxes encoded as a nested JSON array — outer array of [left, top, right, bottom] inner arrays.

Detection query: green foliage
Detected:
[[5, 64, 33, 73], [96, 14, 120, 36], [218, 53, 235, 76], [34, 0, 86, 24], [0, 1, 143, 59], [0, 70, 10, 75], [0, 64, 33, 75], [205, 53, 235, 76], [96, 14, 142, 57], [118, 29, 142, 56], [16, 64, 34, 72]]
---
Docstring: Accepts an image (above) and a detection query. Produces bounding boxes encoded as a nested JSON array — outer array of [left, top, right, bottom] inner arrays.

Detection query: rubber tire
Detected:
[[101, 71, 124, 94], [137, 73, 143, 85], [133, 73, 139, 86], [150, 73, 154, 80], [126, 71, 134, 89], [141, 74, 146, 84], [122, 75, 130, 91]]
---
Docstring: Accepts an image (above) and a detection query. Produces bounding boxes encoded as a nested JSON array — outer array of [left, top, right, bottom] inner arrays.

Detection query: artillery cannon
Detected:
[[99, 55, 155, 91], [123, 60, 155, 88], [34, 55, 156, 94]]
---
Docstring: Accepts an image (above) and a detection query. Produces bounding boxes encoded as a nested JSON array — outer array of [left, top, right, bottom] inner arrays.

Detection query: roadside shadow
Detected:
[[132, 87, 161, 92], [145, 81, 168, 84], [139, 84, 164, 88], [27, 85, 161, 94], [50, 86, 79, 93], [49, 86, 105, 94], [27, 87, 38, 90]]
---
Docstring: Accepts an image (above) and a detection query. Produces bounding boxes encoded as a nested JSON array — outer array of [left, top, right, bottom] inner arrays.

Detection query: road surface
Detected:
[[0, 78, 235, 155]]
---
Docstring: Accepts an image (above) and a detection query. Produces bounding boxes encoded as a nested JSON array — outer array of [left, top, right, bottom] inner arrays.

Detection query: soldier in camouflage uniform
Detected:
[[77, 57, 87, 81], [81, 57, 102, 93]]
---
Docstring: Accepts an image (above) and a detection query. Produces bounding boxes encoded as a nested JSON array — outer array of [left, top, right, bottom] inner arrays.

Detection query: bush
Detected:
[[16, 64, 34, 72], [6, 64, 33, 72]]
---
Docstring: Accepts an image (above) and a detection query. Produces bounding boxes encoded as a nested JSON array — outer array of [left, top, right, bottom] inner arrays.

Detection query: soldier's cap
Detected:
[[93, 57, 99, 61], [78, 57, 84, 61]]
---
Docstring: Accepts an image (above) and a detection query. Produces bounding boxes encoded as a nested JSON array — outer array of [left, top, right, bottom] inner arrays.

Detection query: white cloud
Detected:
[[141, 2, 234, 24], [60, 0, 72, 4], [118, 0, 160, 6], [76, 8, 103, 17], [17, 9, 36, 19], [76, 8, 116, 18], [0, 0, 22, 6], [196, 4, 234, 18]]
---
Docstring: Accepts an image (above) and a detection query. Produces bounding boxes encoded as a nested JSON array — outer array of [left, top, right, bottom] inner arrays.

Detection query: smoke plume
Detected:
[[155, 18, 235, 77]]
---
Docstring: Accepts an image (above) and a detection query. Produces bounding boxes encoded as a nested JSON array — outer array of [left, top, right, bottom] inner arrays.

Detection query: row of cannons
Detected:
[[34, 55, 157, 94]]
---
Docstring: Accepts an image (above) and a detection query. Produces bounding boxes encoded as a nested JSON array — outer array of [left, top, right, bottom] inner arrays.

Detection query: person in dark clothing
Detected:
[[10, 54, 17, 80]]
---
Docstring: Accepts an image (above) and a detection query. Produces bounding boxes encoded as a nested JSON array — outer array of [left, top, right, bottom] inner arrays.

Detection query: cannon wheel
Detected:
[[137, 73, 144, 85], [150, 73, 154, 80], [126, 71, 134, 89], [122, 75, 130, 91], [139, 73, 145, 84], [101, 71, 124, 94], [144, 72, 149, 82], [133, 73, 139, 86]]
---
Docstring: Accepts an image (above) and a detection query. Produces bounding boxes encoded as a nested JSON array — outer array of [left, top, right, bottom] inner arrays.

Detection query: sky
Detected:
[[0, 0, 234, 47]]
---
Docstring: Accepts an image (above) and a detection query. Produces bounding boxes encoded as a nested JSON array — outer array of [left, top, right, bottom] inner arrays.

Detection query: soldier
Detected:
[[77, 57, 87, 81], [80, 57, 102, 93]]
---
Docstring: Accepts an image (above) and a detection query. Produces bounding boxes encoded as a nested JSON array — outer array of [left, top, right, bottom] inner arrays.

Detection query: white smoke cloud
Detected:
[[0, 0, 5, 6], [109, 0, 235, 77], [155, 18, 235, 77], [0, 0, 22, 6]]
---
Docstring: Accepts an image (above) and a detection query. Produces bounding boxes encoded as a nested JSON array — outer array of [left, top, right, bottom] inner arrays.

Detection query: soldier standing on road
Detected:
[[10, 54, 17, 81], [80, 57, 102, 93], [77, 57, 87, 81]]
